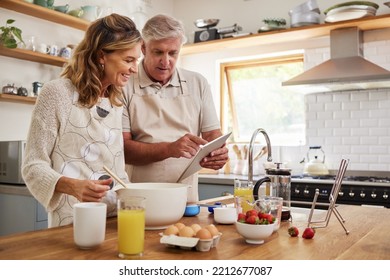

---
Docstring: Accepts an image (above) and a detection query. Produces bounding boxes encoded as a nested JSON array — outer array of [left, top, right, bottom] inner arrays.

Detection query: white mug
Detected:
[[37, 43, 49, 54], [73, 202, 107, 249]]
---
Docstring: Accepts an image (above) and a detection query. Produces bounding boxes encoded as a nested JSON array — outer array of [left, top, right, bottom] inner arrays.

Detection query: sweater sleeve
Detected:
[[22, 79, 72, 211]]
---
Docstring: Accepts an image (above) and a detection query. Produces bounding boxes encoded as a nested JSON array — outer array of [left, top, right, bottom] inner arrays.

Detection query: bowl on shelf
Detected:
[[194, 19, 220, 29], [54, 4, 70, 13], [235, 221, 274, 244]]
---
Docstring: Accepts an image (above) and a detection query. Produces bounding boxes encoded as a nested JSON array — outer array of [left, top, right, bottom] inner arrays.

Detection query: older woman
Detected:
[[22, 14, 142, 227]]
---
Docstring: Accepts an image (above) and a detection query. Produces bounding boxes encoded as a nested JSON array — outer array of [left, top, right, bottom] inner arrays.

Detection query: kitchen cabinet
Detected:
[[181, 14, 390, 55], [0, 0, 89, 105], [0, 187, 48, 236], [198, 183, 233, 200]]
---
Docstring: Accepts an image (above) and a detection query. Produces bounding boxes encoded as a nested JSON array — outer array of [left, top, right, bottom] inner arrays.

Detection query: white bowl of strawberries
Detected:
[[235, 209, 275, 244]]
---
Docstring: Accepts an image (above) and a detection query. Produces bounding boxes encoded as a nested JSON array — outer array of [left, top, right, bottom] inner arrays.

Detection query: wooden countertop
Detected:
[[0, 196, 389, 260]]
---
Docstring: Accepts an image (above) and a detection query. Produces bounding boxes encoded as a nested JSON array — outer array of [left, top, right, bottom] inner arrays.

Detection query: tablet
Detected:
[[177, 132, 232, 182]]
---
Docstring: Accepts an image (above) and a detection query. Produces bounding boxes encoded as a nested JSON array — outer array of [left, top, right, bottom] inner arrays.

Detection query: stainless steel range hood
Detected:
[[282, 27, 390, 92]]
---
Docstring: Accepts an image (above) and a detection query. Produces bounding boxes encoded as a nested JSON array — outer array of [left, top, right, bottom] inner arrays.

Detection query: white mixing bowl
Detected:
[[116, 183, 189, 230]]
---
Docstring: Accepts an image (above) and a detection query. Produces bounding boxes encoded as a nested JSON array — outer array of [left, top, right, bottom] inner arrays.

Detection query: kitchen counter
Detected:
[[0, 195, 389, 260]]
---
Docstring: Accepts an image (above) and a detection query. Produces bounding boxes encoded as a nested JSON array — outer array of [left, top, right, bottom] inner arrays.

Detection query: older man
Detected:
[[122, 14, 229, 202]]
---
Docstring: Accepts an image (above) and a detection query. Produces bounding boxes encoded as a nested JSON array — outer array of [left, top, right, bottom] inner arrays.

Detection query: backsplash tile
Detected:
[[304, 89, 390, 172]]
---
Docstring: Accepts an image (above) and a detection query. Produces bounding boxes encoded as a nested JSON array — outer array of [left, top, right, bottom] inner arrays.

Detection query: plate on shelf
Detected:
[[324, 1, 379, 15], [325, 10, 375, 22], [325, 5, 377, 16]]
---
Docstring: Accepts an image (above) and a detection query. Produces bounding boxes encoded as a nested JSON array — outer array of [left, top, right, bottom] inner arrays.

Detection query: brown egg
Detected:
[[195, 228, 212, 240], [205, 224, 219, 237], [174, 222, 186, 230], [163, 225, 179, 236], [178, 226, 195, 237], [190, 223, 202, 234]]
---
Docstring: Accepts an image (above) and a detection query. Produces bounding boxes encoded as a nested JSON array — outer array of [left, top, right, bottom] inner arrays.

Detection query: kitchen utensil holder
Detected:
[[307, 158, 350, 234]]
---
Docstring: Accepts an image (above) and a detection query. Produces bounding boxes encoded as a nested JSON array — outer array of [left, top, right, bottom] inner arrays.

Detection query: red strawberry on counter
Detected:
[[288, 226, 299, 237], [302, 227, 315, 239]]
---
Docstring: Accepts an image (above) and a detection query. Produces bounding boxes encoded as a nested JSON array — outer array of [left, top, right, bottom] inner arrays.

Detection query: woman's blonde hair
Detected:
[[61, 13, 141, 107]]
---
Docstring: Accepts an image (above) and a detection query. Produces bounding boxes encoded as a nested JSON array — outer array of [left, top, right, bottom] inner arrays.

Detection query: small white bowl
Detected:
[[213, 207, 237, 224], [235, 221, 274, 244]]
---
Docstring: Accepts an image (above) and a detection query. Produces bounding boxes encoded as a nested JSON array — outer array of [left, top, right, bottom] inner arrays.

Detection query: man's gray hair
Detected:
[[142, 14, 187, 45]]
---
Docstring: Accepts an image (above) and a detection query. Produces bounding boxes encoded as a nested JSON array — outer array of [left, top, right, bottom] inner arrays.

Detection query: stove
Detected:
[[291, 174, 390, 208]]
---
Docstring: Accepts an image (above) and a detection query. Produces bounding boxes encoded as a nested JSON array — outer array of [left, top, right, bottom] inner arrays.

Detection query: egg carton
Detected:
[[159, 233, 222, 252]]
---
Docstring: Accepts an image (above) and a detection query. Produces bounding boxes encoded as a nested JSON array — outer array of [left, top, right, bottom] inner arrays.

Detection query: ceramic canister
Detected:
[[59, 47, 72, 59]]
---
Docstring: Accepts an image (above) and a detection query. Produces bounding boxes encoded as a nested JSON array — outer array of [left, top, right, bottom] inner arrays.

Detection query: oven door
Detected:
[[291, 181, 390, 209]]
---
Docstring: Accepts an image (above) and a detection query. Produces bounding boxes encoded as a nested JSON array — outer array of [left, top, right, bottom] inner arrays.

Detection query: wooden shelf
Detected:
[[0, 93, 36, 104], [0, 0, 89, 31], [181, 14, 390, 55], [0, 46, 68, 67]]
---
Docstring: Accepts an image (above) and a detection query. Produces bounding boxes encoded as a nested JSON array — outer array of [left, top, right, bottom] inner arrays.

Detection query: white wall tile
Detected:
[[342, 101, 360, 110], [369, 145, 388, 154], [360, 118, 378, 127], [305, 70, 389, 170], [361, 136, 380, 145], [325, 137, 342, 145], [342, 119, 360, 128], [333, 128, 350, 136], [369, 127, 389, 136], [342, 137, 360, 145], [318, 111, 333, 120], [333, 111, 350, 120]]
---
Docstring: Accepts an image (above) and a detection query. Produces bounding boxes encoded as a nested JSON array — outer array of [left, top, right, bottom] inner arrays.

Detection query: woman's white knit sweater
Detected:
[[22, 78, 129, 227]]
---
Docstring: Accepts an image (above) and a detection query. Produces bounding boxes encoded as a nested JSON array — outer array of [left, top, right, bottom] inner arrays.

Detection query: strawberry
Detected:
[[302, 227, 315, 239], [263, 214, 274, 224], [246, 215, 260, 224], [258, 212, 267, 219], [237, 213, 247, 223], [288, 226, 299, 237], [246, 209, 258, 218]]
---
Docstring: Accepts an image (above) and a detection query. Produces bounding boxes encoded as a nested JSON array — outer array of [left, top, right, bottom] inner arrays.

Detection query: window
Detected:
[[220, 54, 305, 146]]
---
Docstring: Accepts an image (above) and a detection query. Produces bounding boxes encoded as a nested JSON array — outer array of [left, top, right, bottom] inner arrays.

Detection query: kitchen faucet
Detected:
[[248, 128, 272, 185]]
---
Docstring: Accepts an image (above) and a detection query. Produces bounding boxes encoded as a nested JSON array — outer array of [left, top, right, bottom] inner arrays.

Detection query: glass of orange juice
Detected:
[[234, 179, 254, 213], [117, 196, 146, 259]]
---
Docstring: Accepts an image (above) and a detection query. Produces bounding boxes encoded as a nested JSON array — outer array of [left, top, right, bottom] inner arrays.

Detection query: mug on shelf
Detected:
[[37, 43, 50, 54], [49, 44, 59, 56]]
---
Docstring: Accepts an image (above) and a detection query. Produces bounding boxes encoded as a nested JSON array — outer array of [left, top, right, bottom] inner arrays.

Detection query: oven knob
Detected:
[[360, 191, 365, 198], [349, 191, 355, 197], [371, 192, 377, 199], [383, 192, 388, 200], [294, 188, 300, 194], [304, 189, 309, 195], [338, 191, 344, 197]]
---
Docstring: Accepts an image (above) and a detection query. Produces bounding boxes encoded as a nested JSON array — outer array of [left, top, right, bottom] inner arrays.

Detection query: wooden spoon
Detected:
[[254, 146, 268, 161], [233, 144, 242, 160], [103, 165, 128, 189]]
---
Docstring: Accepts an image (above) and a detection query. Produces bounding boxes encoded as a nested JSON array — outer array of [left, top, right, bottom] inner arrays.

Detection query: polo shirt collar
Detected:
[[138, 61, 181, 88]]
